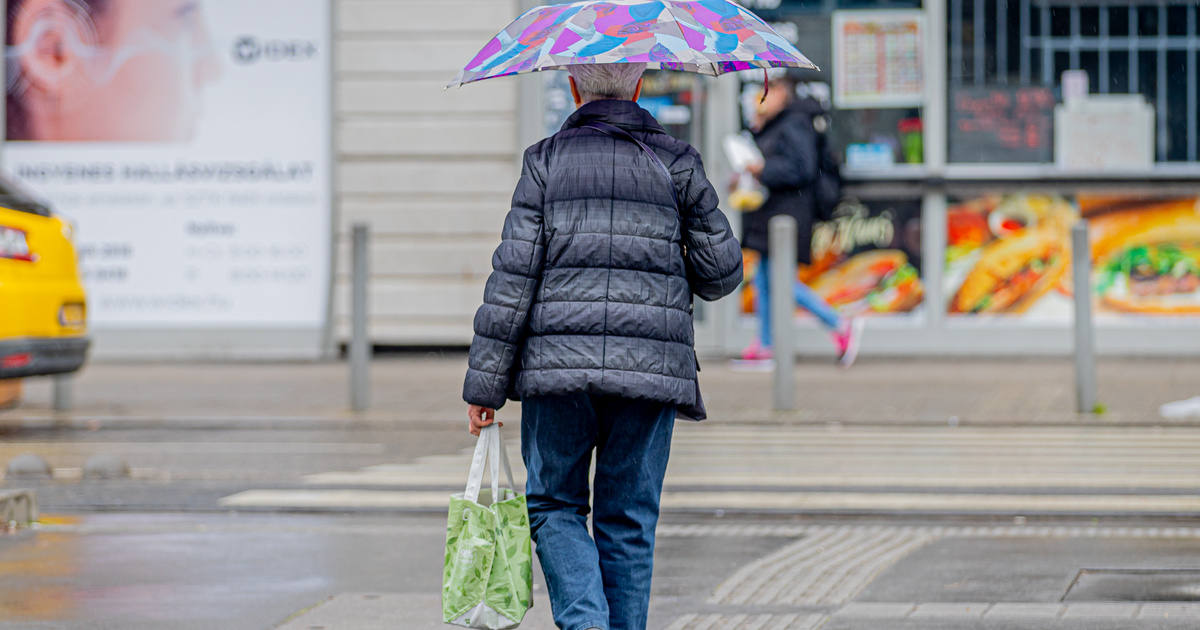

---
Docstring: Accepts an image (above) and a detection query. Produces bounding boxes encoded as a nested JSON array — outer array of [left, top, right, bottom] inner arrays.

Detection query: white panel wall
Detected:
[[335, 0, 520, 345]]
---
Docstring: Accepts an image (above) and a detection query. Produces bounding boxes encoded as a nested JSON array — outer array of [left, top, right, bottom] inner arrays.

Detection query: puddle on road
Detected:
[[0, 513, 445, 628], [0, 516, 80, 621]]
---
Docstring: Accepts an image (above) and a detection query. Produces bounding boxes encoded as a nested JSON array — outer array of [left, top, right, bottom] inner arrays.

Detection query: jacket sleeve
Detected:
[[757, 119, 818, 191], [463, 146, 547, 409], [676, 149, 744, 302]]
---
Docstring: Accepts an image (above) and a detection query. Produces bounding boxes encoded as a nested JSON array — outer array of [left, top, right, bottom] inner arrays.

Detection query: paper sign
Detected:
[[832, 10, 925, 109], [1055, 96, 1155, 171]]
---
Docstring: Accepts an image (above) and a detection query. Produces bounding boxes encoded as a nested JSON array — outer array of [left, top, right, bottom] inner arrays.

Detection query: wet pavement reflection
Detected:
[[0, 513, 450, 630]]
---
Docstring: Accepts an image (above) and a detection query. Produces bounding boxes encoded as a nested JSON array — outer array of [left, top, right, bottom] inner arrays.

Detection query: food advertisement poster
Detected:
[[832, 10, 925, 109], [742, 198, 925, 320], [945, 194, 1200, 321], [4, 0, 332, 329]]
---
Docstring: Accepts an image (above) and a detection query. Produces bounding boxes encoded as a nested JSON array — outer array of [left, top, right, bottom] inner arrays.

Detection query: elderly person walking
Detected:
[[463, 62, 742, 630]]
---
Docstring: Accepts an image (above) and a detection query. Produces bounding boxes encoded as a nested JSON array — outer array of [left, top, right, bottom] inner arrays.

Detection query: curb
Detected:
[[4, 414, 1200, 431], [0, 490, 37, 528]]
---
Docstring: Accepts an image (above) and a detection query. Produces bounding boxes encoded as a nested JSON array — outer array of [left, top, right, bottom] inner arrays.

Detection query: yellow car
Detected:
[[0, 181, 88, 379]]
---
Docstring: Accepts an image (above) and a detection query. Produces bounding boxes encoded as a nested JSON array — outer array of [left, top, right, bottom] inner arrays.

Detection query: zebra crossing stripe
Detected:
[[662, 613, 828, 630]]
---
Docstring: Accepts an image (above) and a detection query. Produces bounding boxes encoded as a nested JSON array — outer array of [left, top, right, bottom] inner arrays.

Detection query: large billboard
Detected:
[[945, 194, 1200, 322], [4, 0, 332, 329], [741, 197, 925, 321]]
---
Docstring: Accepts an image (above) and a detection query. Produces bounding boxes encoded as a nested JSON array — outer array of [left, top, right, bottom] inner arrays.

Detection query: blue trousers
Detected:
[[754, 257, 842, 347], [521, 393, 677, 630]]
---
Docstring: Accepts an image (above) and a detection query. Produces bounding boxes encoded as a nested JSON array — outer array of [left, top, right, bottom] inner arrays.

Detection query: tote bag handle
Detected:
[[464, 424, 517, 504]]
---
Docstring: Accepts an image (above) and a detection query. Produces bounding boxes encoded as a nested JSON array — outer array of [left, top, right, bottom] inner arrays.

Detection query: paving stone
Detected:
[[12, 358, 1200, 426], [1061, 603, 1140, 619], [273, 593, 557, 630], [909, 602, 989, 618], [1138, 603, 1200, 619], [833, 602, 915, 618], [984, 603, 1064, 619]]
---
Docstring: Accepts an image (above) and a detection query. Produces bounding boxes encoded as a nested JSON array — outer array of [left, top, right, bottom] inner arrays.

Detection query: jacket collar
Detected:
[[561, 99, 667, 134]]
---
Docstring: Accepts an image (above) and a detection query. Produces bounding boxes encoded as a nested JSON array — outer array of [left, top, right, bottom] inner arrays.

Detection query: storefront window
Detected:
[[749, 2, 924, 168], [949, 0, 1200, 164], [638, 72, 703, 145]]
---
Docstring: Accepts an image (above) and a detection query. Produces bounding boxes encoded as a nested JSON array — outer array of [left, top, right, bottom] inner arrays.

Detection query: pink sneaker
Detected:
[[739, 341, 774, 361], [730, 341, 775, 372], [831, 317, 864, 368]]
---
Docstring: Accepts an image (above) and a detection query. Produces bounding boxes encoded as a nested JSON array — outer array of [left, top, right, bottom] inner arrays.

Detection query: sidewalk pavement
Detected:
[[3, 355, 1198, 427]]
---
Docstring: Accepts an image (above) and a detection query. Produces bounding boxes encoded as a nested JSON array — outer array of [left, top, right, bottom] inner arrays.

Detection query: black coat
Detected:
[[463, 99, 743, 417], [740, 99, 822, 264]]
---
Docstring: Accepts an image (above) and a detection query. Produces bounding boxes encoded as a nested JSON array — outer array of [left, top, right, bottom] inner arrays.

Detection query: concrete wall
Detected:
[[334, 0, 521, 346]]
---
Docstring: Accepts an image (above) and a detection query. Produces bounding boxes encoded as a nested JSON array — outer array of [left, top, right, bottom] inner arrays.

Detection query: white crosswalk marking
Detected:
[[303, 424, 1200, 489], [223, 424, 1200, 513], [662, 613, 829, 630]]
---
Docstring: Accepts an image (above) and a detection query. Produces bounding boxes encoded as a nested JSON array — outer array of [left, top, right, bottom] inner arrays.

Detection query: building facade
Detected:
[[22, 0, 1194, 358]]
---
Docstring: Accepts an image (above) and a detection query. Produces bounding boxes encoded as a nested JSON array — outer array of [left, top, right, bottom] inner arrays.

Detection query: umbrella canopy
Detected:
[[447, 0, 817, 89]]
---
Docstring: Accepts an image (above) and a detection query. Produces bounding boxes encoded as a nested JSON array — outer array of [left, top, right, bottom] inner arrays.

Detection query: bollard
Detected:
[[52, 374, 73, 412], [1072, 222, 1098, 414], [769, 215, 797, 411], [350, 224, 371, 411]]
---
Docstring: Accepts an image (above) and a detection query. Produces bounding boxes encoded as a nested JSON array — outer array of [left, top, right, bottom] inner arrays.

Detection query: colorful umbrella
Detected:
[[446, 0, 817, 89]]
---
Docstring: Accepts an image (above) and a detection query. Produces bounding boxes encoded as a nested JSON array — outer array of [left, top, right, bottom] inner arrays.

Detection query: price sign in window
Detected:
[[832, 10, 925, 109]]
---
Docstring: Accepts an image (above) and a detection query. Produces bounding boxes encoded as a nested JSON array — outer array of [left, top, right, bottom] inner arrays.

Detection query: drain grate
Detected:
[[1065, 569, 1200, 602]]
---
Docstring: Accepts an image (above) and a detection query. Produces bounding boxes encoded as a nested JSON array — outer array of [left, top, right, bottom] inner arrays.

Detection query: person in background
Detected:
[[464, 62, 743, 630], [739, 74, 862, 367]]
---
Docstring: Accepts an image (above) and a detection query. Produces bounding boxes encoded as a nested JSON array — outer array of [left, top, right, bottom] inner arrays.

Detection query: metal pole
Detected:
[[319, 0, 339, 361], [924, 0, 948, 171], [350, 224, 371, 411], [770, 215, 797, 411], [52, 375, 72, 412], [1072, 222, 1098, 414]]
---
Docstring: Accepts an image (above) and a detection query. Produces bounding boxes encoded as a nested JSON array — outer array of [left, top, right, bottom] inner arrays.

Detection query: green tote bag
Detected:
[[442, 424, 533, 629]]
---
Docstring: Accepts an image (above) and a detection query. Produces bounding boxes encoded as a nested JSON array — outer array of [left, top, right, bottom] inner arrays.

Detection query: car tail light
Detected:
[[1, 353, 31, 369], [60, 303, 86, 329], [0, 226, 33, 261]]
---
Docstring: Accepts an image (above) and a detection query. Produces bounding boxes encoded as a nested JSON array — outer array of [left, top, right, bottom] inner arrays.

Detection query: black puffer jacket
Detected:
[[463, 99, 743, 417], [741, 98, 822, 264]]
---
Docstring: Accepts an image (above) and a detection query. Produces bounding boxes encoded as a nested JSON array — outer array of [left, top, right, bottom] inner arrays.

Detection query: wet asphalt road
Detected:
[[7, 512, 1200, 630], [6, 421, 1200, 629], [1, 423, 478, 512]]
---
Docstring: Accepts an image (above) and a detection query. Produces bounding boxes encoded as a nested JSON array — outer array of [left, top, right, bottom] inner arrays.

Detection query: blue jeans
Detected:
[[754, 257, 842, 347], [521, 393, 677, 630]]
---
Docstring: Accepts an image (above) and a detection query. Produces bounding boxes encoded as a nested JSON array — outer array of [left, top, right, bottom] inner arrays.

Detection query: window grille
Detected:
[[950, 0, 1200, 162]]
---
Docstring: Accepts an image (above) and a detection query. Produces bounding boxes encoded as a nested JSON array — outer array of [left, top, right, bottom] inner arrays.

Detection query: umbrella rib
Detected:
[[663, 2, 707, 70]]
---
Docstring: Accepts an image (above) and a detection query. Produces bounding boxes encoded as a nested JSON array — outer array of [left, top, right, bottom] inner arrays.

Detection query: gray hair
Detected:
[[568, 63, 647, 102]]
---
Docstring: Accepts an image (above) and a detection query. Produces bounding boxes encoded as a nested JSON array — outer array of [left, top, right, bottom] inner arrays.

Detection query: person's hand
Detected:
[[727, 172, 741, 193], [468, 404, 501, 436], [746, 160, 765, 178]]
